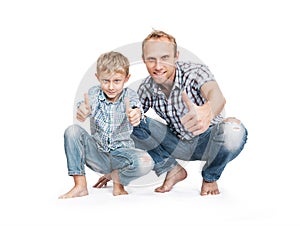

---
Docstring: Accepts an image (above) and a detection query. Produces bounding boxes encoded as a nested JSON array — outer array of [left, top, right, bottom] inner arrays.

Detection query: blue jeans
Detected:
[[131, 117, 248, 182], [64, 124, 154, 186]]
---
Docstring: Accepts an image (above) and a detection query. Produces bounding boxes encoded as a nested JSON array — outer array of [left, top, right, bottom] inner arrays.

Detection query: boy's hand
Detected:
[[125, 97, 141, 127], [76, 93, 91, 122], [93, 174, 111, 188]]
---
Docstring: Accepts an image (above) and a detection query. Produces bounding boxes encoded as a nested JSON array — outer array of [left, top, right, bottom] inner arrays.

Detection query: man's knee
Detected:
[[223, 117, 241, 126], [221, 117, 247, 152]]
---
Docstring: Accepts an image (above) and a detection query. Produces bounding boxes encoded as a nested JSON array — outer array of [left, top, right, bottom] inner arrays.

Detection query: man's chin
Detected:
[[152, 78, 165, 84]]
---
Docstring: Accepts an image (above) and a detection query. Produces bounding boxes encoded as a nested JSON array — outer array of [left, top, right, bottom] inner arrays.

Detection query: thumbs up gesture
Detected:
[[76, 93, 92, 122], [125, 97, 141, 127], [180, 91, 213, 136]]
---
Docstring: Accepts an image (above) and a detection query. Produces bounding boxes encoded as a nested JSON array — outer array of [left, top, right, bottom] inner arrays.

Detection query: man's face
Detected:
[[143, 38, 178, 85]]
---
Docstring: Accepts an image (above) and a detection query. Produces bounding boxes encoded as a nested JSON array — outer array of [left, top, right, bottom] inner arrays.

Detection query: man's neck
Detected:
[[159, 80, 174, 98]]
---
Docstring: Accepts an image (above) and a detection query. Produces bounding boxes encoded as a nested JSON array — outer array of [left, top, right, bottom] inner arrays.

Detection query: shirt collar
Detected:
[[98, 87, 126, 104], [173, 62, 182, 90]]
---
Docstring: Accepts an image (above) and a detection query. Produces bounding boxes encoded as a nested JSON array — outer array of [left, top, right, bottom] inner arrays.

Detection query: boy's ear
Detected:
[[125, 74, 131, 82], [95, 73, 100, 81]]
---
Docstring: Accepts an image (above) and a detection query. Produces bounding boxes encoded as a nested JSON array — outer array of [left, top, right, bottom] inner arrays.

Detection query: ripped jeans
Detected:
[[131, 117, 248, 182], [64, 124, 154, 186]]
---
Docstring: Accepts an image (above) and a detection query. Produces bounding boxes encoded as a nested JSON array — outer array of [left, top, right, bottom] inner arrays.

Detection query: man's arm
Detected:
[[200, 80, 226, 118], [180, 81, 226, 135]]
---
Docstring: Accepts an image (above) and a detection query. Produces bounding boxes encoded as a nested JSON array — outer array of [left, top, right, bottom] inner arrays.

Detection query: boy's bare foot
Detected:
[[113, 183, 128, 196], [200, 180, 220, 196], [58, 185, 88, 199], [111, 170, 128, 196], [155, 164, 187, 193]]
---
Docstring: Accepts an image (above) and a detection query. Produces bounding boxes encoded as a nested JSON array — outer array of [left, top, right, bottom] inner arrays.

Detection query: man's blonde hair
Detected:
[[97, 51, 130, 76], [142, 30, 177, 56]]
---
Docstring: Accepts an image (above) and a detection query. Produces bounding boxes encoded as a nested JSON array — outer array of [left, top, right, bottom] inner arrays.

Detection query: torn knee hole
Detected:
[[224, 117, 241, 130], [224, 117, 240, 123]]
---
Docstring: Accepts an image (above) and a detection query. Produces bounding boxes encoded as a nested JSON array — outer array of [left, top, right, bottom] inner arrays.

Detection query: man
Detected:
[[94, 30, 248, 196]]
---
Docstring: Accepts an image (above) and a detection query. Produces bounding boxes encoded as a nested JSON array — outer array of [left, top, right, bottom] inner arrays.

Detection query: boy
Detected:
[[59, 51, 153, 198]]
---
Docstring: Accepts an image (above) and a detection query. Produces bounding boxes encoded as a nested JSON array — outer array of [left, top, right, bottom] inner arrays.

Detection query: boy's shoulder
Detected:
[[124, 87, 139, 97], [88, 85, 101, 95]]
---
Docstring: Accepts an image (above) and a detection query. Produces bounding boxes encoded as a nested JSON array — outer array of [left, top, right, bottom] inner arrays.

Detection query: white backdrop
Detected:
[[0, 0, 299, 225]]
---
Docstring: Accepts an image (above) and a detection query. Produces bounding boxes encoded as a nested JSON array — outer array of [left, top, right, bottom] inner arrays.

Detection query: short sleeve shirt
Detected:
[[85, 86, 143, 152], [138, 61, 224, 140]]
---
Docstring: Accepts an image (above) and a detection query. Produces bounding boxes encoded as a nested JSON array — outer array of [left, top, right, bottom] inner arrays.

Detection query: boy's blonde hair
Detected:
[[97, 51, 130, 76], [142, 30, 177, 57]]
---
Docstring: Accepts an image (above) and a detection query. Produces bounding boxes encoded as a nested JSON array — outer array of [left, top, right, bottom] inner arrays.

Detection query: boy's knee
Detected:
[[64, 124, 82, 139], [137, 153, 154, 175]]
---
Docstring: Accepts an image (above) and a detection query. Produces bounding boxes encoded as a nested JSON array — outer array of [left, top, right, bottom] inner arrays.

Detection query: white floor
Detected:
[[53, 143, 299, 226], [3, 137, 298, 226]]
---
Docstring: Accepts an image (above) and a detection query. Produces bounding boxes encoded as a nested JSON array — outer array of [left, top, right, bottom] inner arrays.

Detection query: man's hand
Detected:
[[93, 174, 111, 188], [180, 91, 213, 135], [76, 93, 91, 122], [125, 97, 141, 127]]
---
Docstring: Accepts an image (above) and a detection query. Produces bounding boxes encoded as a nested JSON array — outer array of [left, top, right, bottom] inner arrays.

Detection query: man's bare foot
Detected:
[[155, 164, 187, 193], [58, 185, 88, 199], [113, 183, 128, 196], [200, 180, 220, 196]]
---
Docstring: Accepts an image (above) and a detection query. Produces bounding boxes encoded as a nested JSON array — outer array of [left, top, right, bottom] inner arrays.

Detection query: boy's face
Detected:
[[142, 37, 178, 85], [96, 72, 130, 102]]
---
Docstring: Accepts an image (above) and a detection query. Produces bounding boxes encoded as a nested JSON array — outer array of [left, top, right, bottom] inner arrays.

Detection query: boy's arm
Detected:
[[126, 89, 144, 126], [76, 93, 91, 122], [125, 97, 143, 127]]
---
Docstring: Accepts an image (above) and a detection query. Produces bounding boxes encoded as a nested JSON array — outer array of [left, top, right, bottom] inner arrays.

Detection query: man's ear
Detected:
[[142, 54, 146, 64], [175, 51, 179, 61]]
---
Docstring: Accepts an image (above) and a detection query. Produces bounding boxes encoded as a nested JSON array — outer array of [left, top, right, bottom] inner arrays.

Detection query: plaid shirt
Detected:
[[138, 61, 224, 140], [84, 86, 142, 152]]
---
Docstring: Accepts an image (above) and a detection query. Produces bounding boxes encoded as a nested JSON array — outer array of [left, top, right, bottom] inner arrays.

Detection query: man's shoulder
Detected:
[[139, 76, 153, 87], [177, 61, 207, 70], [177, 61, 213, 80]]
